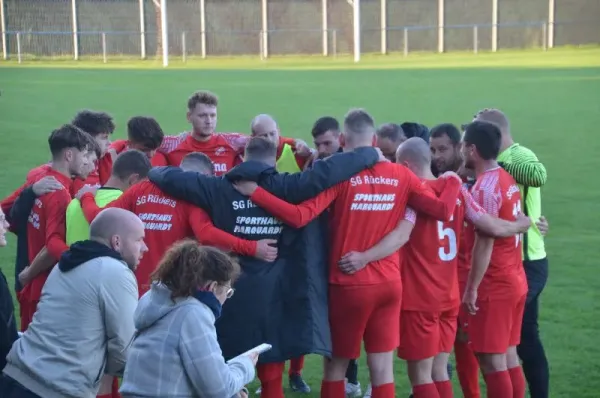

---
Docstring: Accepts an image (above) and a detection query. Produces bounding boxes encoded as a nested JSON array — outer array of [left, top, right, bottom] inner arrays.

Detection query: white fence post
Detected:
[[139, 0, 146, 59], [380, 0, 387, 54], [353, 0, 360, 62], [332, 29, 337, 57], [16, 31, 21, 63], [261, 0, 268, 59], [182, 31, 186, 62], [72, 0, 79, 60], [548, 0, 555, 49], [322, 0, 328, 56], [200, 0, 206, 58], [473, 25, 478, 53], [437, 0, 444, 53], [403, 27, 408, 57], [0, 0, 7, 60], [160, 0, 168, 66], [102, 32, 107, 63], [491, 0, 498, 52]]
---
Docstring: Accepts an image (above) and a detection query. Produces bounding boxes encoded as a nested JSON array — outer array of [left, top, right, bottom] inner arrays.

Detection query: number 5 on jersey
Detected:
[[437, 216, 457, 261]]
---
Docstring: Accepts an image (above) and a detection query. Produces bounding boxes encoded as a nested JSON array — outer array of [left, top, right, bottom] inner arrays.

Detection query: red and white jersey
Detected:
[[469, 166, 527, 300]]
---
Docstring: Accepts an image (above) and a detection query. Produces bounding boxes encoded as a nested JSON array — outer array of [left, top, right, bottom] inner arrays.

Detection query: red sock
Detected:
[[320, 380, 345, 398], [412, 383, 441, 398], [289, 356, 305, 376], [454, 340, 481, 398], [483, 370, 512, 398], [434, 380, 453, 398], [371, 383, 396, 398], [509, 366, 526, 398], [257, 362, 284, 398]]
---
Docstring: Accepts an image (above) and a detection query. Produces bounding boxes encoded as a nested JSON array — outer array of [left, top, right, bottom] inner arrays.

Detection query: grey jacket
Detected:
[[119, 283, 255, 398], [3, 249, 138, 398]]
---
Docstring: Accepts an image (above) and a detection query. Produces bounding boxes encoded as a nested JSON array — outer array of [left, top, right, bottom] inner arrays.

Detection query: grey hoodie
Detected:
[[119, 283, 256, 398]]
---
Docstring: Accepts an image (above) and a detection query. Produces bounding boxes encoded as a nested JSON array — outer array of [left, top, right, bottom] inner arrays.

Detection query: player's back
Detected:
[[403, 179, 462, 311], [471, 167, 526, 299], [126, 180, 195, 294], [328, 162, 414, 286]]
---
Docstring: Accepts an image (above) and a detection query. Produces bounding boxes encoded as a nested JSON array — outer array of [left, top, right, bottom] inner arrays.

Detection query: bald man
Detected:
[[2, 208, 146, 398], [473, 109, 549, 398], [392, 138, 530, 398], [251, 114, 313, 175]]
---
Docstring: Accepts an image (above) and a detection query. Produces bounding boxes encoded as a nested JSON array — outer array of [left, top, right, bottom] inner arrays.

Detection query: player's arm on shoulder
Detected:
[[463, 186, 531, 237], [250, 184, 338, 228], [407, 171, 460, 221], [1, 181, 28, 219], [189, 206, 257, 257], [501, 146, 547, 187], [362, 207, 416, 262], [148, 166, 214, 210], [101, 263, 138, 376], [278, 146, 379, 203], [179, 309, 255, 398], [9, 186, 37, 234]]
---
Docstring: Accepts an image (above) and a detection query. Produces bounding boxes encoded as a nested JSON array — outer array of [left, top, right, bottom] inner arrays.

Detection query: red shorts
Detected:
[[398, 307, 459, 361], [329, 281, 402, 359], [467, 294, 526, 354]]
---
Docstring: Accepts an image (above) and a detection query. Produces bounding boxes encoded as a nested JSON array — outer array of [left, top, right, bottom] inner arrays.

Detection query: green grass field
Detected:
[[1, 47, 599, 397]]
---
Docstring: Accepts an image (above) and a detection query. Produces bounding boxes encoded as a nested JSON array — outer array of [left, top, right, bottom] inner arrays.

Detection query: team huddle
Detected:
[[0, 90, 550, 398]]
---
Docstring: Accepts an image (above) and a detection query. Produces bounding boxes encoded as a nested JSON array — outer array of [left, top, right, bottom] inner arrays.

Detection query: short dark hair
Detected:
[[311, 116, 340, 138], [111, 149, 152, 181], [72, 110, 115, 136], [180, 152, 214, 175], [245, 137, 277, 161], [127, 116, 165, 150], [430, 123, 462, 145], [463, 121, 502, 160], [344, 108, 375, 135], [376, 123, 405, 143], [48, 124, 94, 158], [188, 90, 218, 111], [401, 122, 430, 143], [151, 240, 241, 300]]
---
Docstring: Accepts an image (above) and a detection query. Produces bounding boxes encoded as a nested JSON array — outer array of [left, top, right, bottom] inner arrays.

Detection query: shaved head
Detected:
[[90, 208, 147, 270], [473, 108, 510, 137], [251, 114, 279, 146], [396, 137, 432, 176]]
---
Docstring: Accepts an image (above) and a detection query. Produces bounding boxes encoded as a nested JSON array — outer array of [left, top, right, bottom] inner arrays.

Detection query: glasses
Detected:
[[223, 285, 235, 299]]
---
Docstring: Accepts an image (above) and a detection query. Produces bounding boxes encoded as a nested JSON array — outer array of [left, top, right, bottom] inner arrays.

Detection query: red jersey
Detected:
[[404, 180, 487, 311], [469, 167, 527, 300], [25, 168, 72, 301], [250, 162, 461, 286], [166, 133, 248, 175], [80, 180, 257, 296]]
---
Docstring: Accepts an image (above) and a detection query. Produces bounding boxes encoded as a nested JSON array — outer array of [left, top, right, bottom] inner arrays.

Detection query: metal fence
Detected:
[[1, 0, 599, 64]]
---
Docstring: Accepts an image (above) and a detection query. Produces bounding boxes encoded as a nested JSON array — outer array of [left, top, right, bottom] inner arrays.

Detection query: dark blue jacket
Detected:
[[148, 147, 380, 363], [7, 186, 36, 292]]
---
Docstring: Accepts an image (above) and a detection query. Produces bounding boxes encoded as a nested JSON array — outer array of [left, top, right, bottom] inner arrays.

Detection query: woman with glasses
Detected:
[[120, 240, 257, 398]]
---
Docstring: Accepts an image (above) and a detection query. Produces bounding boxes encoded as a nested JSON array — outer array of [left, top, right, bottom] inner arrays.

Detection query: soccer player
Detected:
[[70, 110, 117, 196], [108, 116, 165, 160], [78, 152, 275, 296], [461, 121, 528, 398], [394, 137, 530, 398], [376, 123, 407, 161], [473, 109, 549, 398], [430, 122, 550, 398], [251, 114, 313, 174], [313, 116, 342, 159], [18, 124, 95, 331], [232, 109, 463, 398]]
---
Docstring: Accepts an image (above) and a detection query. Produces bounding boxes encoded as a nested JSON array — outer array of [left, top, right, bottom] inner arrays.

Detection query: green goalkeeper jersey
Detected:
[[66, 188, 123, 245], [497, 143, 547, 261]]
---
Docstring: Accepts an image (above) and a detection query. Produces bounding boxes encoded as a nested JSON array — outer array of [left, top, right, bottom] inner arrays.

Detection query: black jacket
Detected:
[[0, 268, 18, 371], [8, 187, 37, 292], [148, 147, 380, 363]]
